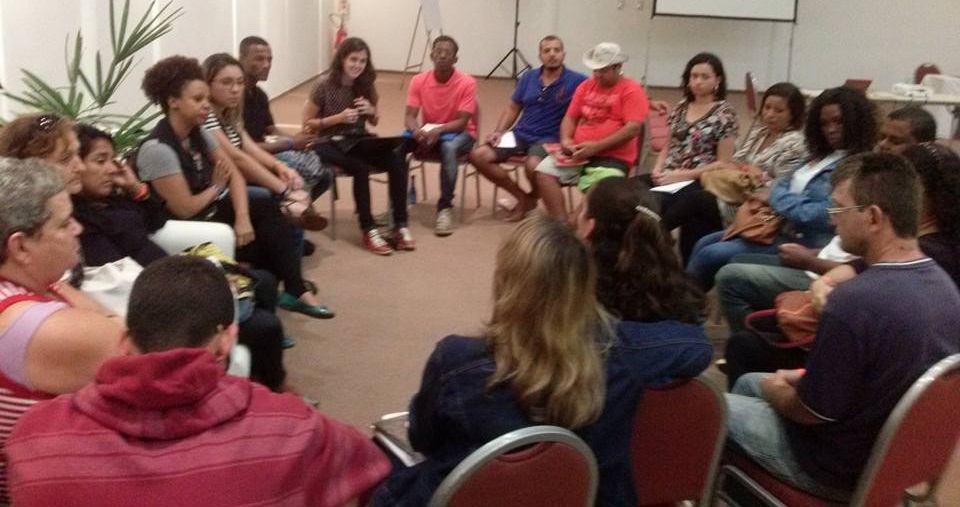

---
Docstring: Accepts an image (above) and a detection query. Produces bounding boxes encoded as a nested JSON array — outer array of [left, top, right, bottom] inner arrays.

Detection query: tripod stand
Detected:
[[485, 0, 532, 79]]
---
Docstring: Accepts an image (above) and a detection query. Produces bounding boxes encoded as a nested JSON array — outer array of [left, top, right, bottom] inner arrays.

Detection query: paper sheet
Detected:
[[496, 131, 517, 149], [650, 180, 695, 194]]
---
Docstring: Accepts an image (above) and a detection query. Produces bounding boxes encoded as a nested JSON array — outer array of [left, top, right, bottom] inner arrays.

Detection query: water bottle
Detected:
[[408, 175, 417, 204]]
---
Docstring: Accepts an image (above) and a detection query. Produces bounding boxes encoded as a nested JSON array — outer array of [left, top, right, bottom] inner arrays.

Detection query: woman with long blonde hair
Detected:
[[373, 214, 709, 506]]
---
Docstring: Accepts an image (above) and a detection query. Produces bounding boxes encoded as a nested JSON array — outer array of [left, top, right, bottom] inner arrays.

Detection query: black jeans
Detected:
[[637, 176, 723, 265], [207, 191, 307, 297], [316, 142, 409, 231], [724, 330, 808, 390], [238, 269, 286, 391]]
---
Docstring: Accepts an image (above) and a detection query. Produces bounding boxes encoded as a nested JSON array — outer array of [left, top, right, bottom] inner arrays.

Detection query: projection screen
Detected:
[[652, 0, 798, 22]]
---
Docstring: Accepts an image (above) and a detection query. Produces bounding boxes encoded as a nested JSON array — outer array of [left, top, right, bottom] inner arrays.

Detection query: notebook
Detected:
[[371, 412, 425, 467]]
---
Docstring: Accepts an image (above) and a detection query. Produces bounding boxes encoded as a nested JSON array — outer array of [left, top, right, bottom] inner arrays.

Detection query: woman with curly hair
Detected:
[[136, 55, 334, 319], [373, 214, 711, 506], [687, 86, 877, 290], [302, 37, 413, 255]]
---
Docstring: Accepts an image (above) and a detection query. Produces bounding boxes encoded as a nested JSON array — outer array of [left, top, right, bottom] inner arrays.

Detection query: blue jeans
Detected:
[[726, 374, 851, 502], [687, 231, 780, 290], [716, 256, 813, 332], [435, 132, 474, 210]]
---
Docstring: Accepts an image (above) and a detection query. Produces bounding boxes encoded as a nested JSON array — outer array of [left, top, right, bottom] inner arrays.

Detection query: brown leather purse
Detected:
[[721, 194, 783, 244]]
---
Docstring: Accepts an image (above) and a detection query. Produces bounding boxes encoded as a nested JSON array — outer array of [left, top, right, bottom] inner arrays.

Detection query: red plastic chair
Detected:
[[638, 110, 669, 170], [915, 63, 941, 85], [630, 375, 727, 506], [429, 425, 598, 507], [717, 353, 960, 506]]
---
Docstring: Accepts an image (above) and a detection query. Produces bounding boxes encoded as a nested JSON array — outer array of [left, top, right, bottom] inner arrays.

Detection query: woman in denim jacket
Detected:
[[686, 87, 877, 290], [373, 196, 711, 505]]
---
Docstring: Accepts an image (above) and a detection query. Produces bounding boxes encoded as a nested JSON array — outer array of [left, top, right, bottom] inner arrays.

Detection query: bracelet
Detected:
[[286, 138, 294, 151], [132, 183, 150, 201], [318, 117, 325, 129]]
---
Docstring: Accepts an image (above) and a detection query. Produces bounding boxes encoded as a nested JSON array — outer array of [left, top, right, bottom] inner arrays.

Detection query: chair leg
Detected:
[[329, 177, 338, 240]]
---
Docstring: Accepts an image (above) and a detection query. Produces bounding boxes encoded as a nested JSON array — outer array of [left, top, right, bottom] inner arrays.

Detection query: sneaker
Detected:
[[434, 208, 454, 236], [363, 228, 394, 255], [392, 227, 417, 250]]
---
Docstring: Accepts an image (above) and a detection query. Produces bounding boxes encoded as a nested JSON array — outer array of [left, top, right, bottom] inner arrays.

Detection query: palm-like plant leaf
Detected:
[[3, 0, 183, 151]]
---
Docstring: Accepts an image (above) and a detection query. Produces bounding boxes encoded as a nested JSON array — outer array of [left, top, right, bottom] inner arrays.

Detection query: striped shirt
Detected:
[[203, 111, 242, 148], [0, 280, 59, 506]]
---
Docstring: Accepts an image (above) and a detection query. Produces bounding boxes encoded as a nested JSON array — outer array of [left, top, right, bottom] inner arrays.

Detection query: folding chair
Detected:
[[429, 425, 599, 507], [717, 353, 960, 506], [630, 375, 727, 507]]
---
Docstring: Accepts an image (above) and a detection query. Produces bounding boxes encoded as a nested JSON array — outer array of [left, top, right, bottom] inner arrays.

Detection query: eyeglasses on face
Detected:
[[825, 204, 865, 215]]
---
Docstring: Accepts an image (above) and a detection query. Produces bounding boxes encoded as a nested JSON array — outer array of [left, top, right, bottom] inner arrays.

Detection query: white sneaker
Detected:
[[435, 208, 454, 236], [363, 228, 394, 255]]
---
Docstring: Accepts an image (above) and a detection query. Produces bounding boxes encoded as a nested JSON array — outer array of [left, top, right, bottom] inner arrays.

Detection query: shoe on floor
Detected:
[[277, 292, 336, 319], [391, 226, 416, 250], [363, 228, 394, 255], [282, 336, 297, 349], [302, 239, 316, 257], [434, 208, 454, 236]]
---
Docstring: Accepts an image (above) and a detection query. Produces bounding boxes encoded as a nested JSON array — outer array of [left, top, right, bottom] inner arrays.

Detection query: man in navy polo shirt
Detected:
[[468, 35, 586, 221], [724, 152, 960, 501]]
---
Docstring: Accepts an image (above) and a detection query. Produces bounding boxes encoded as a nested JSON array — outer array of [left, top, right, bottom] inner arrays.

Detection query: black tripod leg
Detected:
[[486, 49, 516, 79]]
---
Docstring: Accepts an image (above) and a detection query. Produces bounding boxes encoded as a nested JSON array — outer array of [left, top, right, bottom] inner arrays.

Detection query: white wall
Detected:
[[347, 0, 959, 92], [0, 0, 325, 119]]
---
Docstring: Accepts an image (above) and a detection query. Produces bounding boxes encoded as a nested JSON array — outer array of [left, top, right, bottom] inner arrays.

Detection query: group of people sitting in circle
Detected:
[[0, 27, 958, 507]]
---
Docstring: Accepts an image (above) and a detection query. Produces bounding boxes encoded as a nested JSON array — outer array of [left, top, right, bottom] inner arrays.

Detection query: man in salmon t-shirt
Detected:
[[535, 42, 649, 218], [405, 35, 477, 236]]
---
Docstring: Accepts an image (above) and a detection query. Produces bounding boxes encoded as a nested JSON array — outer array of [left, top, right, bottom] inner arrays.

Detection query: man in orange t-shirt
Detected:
[[404, 35, 477, 236], [535, 42, 649, 218]]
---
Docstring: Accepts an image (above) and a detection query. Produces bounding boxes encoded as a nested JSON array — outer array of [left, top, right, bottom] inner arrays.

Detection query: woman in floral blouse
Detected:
[[649, 52, 739, 263]]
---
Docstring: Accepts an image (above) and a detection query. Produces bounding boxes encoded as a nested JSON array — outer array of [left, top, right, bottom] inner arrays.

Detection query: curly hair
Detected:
[[0, 113, 76, 160], [141, 55, 204, 112], [486, 215, 612, 429], [805, 86, 877, 159], [325, 37, 378, 105], [903, 143, 960, 241], [586, 177, 705, 323]]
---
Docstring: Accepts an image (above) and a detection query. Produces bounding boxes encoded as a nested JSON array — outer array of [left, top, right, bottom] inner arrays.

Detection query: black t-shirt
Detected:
[[919, 232, 960, 287], [243, 85, 274, 142], [787, 258, 960, 490]]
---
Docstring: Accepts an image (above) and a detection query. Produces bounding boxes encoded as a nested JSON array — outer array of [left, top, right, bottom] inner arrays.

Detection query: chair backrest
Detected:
[[850, 353, 960, 506], [428, 425, 598, 507], [630, 375, 728, 506], [647, 110, 670, 153], [914, 63, 941, 85], [745, 72, 759, 115]]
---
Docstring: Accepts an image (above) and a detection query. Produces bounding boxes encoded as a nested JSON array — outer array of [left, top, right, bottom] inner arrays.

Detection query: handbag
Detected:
[[743, 290, 818, 349], [79, 257, 144, 316], [721, 194, 783, 245], [700, 166, 761, 204]]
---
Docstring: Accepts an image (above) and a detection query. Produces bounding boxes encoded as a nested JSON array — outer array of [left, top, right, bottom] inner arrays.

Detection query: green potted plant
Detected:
[[2, 0, 182, 155]]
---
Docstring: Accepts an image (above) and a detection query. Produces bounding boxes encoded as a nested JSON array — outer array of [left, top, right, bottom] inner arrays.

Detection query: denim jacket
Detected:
[[370, 320, 713, 506], [769, 154, 844, 248]]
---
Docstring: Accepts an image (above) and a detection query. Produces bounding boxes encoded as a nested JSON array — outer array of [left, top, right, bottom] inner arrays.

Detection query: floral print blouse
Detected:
[[662, 99, 739, 170]]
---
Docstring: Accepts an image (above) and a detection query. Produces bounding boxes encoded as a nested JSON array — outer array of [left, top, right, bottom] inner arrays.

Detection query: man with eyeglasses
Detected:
[[467, 35, 586, 221], [724, 153, 960, 501]]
